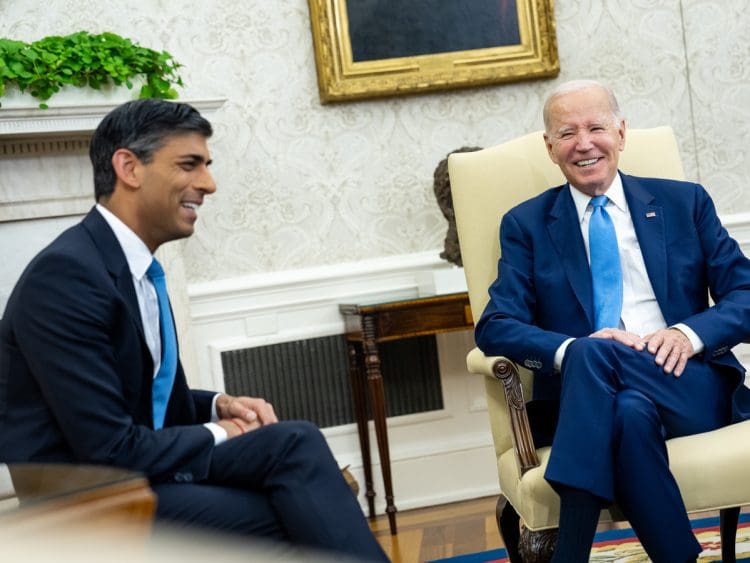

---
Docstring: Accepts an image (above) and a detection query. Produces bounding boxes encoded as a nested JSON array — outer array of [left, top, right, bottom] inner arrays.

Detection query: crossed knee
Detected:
[[613, 389, 662, 437]]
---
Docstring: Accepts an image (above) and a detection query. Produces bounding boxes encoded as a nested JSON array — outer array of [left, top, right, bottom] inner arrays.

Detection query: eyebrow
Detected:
[[179, 154, 213, 166]]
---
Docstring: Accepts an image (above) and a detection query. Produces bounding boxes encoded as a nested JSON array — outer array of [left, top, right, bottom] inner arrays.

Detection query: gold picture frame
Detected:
[[307, 0, 560, 104]]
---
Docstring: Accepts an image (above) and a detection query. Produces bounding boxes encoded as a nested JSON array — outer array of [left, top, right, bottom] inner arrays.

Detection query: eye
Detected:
[[559, 131, 575, 140]]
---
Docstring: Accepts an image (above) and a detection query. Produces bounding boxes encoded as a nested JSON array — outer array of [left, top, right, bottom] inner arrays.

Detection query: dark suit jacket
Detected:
[[0, 208, 216, 482], [475, 173, 750, 420]]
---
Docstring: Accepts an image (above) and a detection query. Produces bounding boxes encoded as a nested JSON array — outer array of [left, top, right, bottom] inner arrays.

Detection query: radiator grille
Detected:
[[221, 334, 443, 428]]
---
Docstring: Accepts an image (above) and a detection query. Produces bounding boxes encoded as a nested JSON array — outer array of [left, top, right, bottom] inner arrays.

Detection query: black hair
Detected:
[[89, 98, 213, 201]]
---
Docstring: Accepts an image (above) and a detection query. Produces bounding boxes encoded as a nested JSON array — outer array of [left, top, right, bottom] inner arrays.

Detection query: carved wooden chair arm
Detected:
[[466, 348, 541, 475]]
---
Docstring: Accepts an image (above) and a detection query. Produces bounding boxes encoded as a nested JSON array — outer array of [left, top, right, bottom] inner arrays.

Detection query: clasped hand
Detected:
[[215, 394, 278, 438], [589, 327, 694, 377]]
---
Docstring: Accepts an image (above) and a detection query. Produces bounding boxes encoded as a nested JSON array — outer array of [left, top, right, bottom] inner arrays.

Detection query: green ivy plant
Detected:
[[0, 31, 184, 108]]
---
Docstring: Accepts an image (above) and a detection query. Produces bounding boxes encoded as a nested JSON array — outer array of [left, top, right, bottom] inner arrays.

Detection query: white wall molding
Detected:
[[188, 250, 460, 319], [186, 252, 488, 513], [188, 249, 466, 390], [0, 97, 227, 138]]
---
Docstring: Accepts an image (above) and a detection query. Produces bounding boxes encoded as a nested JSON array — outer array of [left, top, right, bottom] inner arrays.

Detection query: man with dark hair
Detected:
[[476, 80, 750, 562], [0, 98, 387, 562]]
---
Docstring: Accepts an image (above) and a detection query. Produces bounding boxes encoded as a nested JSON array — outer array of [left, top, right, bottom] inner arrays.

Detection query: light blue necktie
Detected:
[[589, 195, 623, 330], [147, 258, 177, 429]]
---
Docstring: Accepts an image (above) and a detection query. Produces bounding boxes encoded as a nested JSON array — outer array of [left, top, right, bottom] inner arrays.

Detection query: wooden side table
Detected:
[[339, 292, 473, 534]]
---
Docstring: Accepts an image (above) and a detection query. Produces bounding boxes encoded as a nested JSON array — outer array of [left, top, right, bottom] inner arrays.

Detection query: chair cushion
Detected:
[[499, 419, 750, 531]]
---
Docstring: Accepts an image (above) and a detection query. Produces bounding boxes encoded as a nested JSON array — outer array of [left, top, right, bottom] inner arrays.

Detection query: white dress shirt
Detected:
[[96, 205, 226, 443], [552, 175, 703, 370]]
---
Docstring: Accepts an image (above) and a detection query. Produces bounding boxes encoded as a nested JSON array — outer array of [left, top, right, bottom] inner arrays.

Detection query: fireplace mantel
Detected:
[[0, 97, 227, 221], [0, 98, 227, 156]]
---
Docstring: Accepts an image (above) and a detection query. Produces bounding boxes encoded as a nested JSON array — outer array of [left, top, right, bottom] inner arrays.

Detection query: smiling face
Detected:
[[132, 132, 216, 251], [543, 85, 626, 197]]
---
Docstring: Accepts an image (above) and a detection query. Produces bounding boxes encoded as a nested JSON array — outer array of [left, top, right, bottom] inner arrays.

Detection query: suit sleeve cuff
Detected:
[[671, 323, 704, 355], [203, 422, 228, 446], [554, 338, 575, 372]]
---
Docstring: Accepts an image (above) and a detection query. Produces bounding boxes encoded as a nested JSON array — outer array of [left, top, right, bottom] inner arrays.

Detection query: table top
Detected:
[[340, 291, 473, 342], [0, 463, 146, 514], [339, 291, 469, 315]]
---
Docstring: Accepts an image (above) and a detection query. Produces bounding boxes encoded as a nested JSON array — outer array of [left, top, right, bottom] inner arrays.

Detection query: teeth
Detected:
[[576, 158, 598, 167], [182, 202, 198, 210]]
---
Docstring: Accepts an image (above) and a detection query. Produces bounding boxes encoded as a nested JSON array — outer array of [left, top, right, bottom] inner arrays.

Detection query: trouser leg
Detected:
[[550, 486, 602, 563], [152, 481, 286, 539], [208, 420, 388, 562], [544, 338, 730, 562], [612, 389, 701, 562], [545, 338, 731, 501]]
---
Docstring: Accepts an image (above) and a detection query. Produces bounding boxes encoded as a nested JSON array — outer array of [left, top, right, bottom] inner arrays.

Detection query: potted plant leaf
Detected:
[[0, 31, 183, 108]]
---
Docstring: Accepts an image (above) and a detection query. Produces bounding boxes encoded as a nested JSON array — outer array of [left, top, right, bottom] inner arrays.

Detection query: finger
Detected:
[[660, 344, 679, 373], [218, 418, 248, 439], [663, 344, 688, 375], [652, 337, 673, 367], [242, 408, 258, 423], [590, 328, 623, 340], [612, 332, 645, 350], [245, 419, 263, 432], [227, 399, 258, 423], [593, 329, 645, 350], [672, 352, 688, 377], [256, 402, 278, 424], [647, 332, 665, 354]]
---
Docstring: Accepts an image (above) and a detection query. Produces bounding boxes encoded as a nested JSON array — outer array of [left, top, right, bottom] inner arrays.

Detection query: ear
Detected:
[[111, 148, 141, 190], [543, 132, 559, 164], [617, 119, 627, 152]]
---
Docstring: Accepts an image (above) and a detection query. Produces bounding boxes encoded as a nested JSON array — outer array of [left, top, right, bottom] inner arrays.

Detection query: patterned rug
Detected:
[[429, 514, 750, 562]]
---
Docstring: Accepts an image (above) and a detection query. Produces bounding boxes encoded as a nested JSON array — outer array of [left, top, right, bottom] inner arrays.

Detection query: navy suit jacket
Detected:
[[0, 208, 216, 482], [476, 173, 750, 420]]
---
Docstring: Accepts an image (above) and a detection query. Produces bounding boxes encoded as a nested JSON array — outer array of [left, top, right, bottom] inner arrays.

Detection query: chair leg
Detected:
[[720, 506, 740, 563], [518, 525, 558, 563], [496, 495, 522, 563]]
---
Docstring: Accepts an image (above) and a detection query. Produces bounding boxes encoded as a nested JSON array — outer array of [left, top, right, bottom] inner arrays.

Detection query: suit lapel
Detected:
[[622, 174, 669, 313], [547, 186, 595, 327], [81, 208, 147, 342]]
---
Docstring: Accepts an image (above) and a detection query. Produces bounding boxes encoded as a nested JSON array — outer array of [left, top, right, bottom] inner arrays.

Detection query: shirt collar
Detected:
[[96, 204, 153, 280], [568, 172, 627, 224]]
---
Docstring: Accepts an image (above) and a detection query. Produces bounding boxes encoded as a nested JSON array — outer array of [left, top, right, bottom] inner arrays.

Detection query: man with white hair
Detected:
[[476, 80, 750, 562]]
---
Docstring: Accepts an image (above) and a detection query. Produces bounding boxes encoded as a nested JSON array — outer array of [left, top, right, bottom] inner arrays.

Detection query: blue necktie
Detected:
[[589, 195, 623, 330], [147, 258, 177, 429]]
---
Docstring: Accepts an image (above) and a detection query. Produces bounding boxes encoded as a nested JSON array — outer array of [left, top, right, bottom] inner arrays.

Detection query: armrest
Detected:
[[466, 347, 540, 475]]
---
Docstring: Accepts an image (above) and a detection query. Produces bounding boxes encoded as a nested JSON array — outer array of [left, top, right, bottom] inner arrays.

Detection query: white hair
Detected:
[[543, 79, 622, 132]]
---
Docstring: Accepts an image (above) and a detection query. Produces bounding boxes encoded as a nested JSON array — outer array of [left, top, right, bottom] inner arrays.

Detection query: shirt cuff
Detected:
[[210, 393, 221, 422], [203, 422, 228, 446], [671, 323, 704, 355], [554, 338, 575, 372]]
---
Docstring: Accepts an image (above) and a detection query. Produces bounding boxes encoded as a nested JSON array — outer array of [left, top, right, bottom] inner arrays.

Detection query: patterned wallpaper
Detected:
[[1, 0, 748, 285]]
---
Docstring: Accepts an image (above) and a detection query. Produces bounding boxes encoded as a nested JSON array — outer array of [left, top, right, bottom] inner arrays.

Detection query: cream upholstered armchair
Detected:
[[448, 127, 750, 562]]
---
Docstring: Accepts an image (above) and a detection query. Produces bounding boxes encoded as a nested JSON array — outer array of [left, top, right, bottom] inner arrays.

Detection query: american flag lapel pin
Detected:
[[646, 211, 657, 218]]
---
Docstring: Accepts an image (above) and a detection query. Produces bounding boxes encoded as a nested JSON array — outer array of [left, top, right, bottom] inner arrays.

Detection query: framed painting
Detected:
[[307, 0, 560, 103]]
